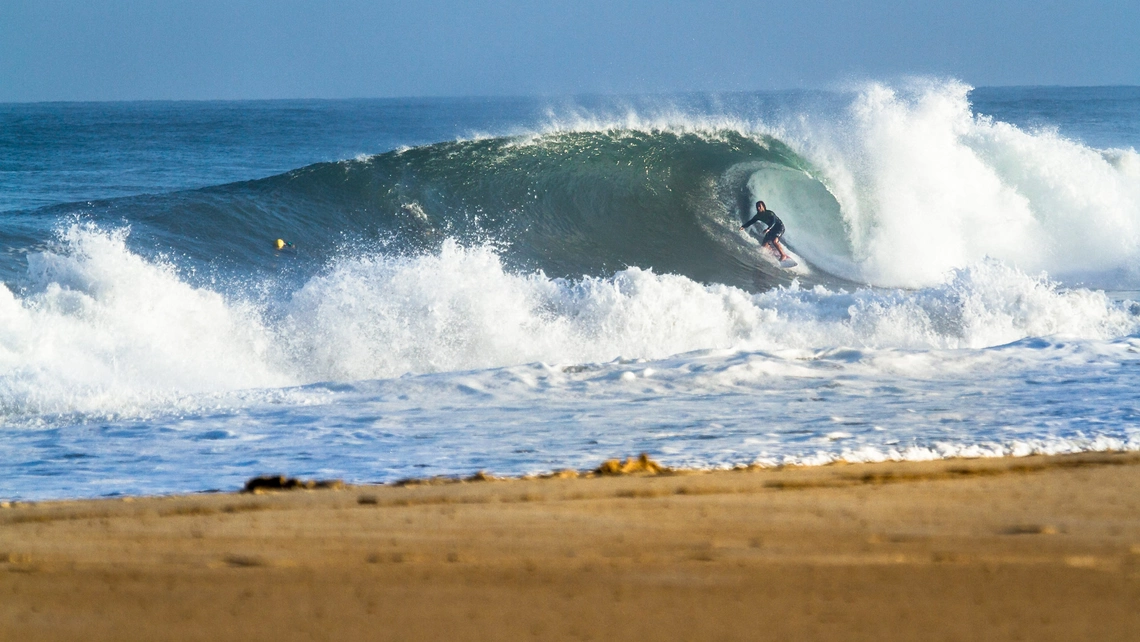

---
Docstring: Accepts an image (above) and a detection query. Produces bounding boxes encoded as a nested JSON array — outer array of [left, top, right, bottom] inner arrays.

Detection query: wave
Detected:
[[13, 126, 831, 293], [4, 78, 1140, 420], [12, 80, 1140, 296]]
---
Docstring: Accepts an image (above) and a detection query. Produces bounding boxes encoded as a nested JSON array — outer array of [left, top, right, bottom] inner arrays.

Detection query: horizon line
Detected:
[[4, 84, 1139, 107]]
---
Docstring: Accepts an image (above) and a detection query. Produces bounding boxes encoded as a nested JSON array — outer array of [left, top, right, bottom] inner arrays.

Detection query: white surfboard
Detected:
[[742, 225, 806, 273]]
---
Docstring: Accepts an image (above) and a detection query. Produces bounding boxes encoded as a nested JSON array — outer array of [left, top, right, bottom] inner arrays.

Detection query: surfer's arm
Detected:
[[740, 214, 762, 230]]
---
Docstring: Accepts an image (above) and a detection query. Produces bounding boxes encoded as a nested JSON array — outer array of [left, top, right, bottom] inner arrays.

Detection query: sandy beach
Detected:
[[2, 452, 1139, 641]]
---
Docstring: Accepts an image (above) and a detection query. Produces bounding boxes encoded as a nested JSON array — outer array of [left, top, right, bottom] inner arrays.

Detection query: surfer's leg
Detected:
[[773, 238, 789, 261]]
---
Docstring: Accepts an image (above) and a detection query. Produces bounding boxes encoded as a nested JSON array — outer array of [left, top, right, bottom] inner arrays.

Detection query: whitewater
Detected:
[[2, 80, 1139, 500]]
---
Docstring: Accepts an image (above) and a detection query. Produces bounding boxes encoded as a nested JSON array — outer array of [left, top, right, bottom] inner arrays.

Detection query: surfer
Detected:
[[740, 200, 789, 262]]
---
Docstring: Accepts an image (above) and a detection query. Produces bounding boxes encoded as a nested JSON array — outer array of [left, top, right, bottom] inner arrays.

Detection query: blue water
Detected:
[[1, 80, 1139, 500], [0, 97, 550, 213]]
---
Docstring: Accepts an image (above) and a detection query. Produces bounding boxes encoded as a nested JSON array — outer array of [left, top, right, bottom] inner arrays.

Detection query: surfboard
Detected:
[[743, 226, 802, 271]]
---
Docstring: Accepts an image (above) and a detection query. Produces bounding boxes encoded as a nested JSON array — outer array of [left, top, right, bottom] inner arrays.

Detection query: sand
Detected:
[[2, 452, 1139, 641]]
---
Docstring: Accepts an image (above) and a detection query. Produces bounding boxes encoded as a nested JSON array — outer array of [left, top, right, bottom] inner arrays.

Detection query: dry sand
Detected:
[[2, 452, 1139, 641]]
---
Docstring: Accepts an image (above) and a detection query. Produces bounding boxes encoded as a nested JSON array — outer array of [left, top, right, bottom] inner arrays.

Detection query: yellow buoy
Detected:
[[275, 238, 286, 250]]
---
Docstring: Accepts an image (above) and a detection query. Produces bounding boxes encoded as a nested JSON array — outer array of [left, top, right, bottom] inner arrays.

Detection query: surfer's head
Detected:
[[756, 201, 765, 212]]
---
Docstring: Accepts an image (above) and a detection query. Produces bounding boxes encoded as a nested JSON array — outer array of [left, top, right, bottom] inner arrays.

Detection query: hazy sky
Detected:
[[3, 0, 1138, 102]]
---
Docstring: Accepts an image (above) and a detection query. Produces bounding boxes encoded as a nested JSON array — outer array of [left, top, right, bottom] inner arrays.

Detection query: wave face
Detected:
[[16, 128, 829, 292]]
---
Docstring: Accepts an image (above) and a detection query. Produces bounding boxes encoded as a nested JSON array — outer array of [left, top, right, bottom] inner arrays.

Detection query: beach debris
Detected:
[[223, 553, 267, 567], [539, 469, 580, 479], [388, 456, 663, 487], [392, 476, 455, 487], [392, 470, 505, 486], [1002, 524, 1058, 535], [241, 475, 345, 493], [595, 453, 667, 476]]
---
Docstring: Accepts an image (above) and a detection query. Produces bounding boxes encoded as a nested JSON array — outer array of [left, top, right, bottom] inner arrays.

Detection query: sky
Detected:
[[2, 0, 1139, 102]]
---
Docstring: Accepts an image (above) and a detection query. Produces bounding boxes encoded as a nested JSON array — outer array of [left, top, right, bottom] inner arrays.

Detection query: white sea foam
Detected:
[[0, 224, 1135, 422], [0, 225, 290, 417], [282, 243, 1136, 383], [278, 239, 765, 380], [760, 80, 1140, 288]]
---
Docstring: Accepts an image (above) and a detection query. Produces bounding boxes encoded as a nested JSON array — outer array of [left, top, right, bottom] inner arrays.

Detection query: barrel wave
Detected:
[[16, 128, 850, 291], [18, 81, 1140, 297]]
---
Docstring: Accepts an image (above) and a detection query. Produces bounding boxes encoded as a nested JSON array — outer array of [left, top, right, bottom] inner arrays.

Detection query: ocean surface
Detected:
[[2, 81, 1140, 500]]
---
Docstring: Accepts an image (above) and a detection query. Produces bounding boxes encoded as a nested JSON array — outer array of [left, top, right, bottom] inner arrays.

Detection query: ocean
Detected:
[[2, 80, 1139, 500]]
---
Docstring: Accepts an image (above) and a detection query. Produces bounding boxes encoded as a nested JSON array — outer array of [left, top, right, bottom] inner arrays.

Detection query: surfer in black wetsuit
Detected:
[[740, 200, 790, 261]]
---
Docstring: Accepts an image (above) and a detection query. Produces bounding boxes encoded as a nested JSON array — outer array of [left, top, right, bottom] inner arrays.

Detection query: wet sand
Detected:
[[2, 452, 1139, 641]]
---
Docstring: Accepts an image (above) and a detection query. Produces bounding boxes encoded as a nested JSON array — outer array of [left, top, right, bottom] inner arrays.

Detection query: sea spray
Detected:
[[278, 239, 768, 380], [0, 224, 289, 418], [782, 80, 1140, 287]]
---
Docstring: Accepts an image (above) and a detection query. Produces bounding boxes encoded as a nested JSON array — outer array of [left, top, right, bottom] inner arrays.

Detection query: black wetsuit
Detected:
[[742, 209, 785, 246]]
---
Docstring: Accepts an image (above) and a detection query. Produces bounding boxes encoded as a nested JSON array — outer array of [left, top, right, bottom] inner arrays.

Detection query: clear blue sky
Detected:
[[3, 0, 1138, 102]]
